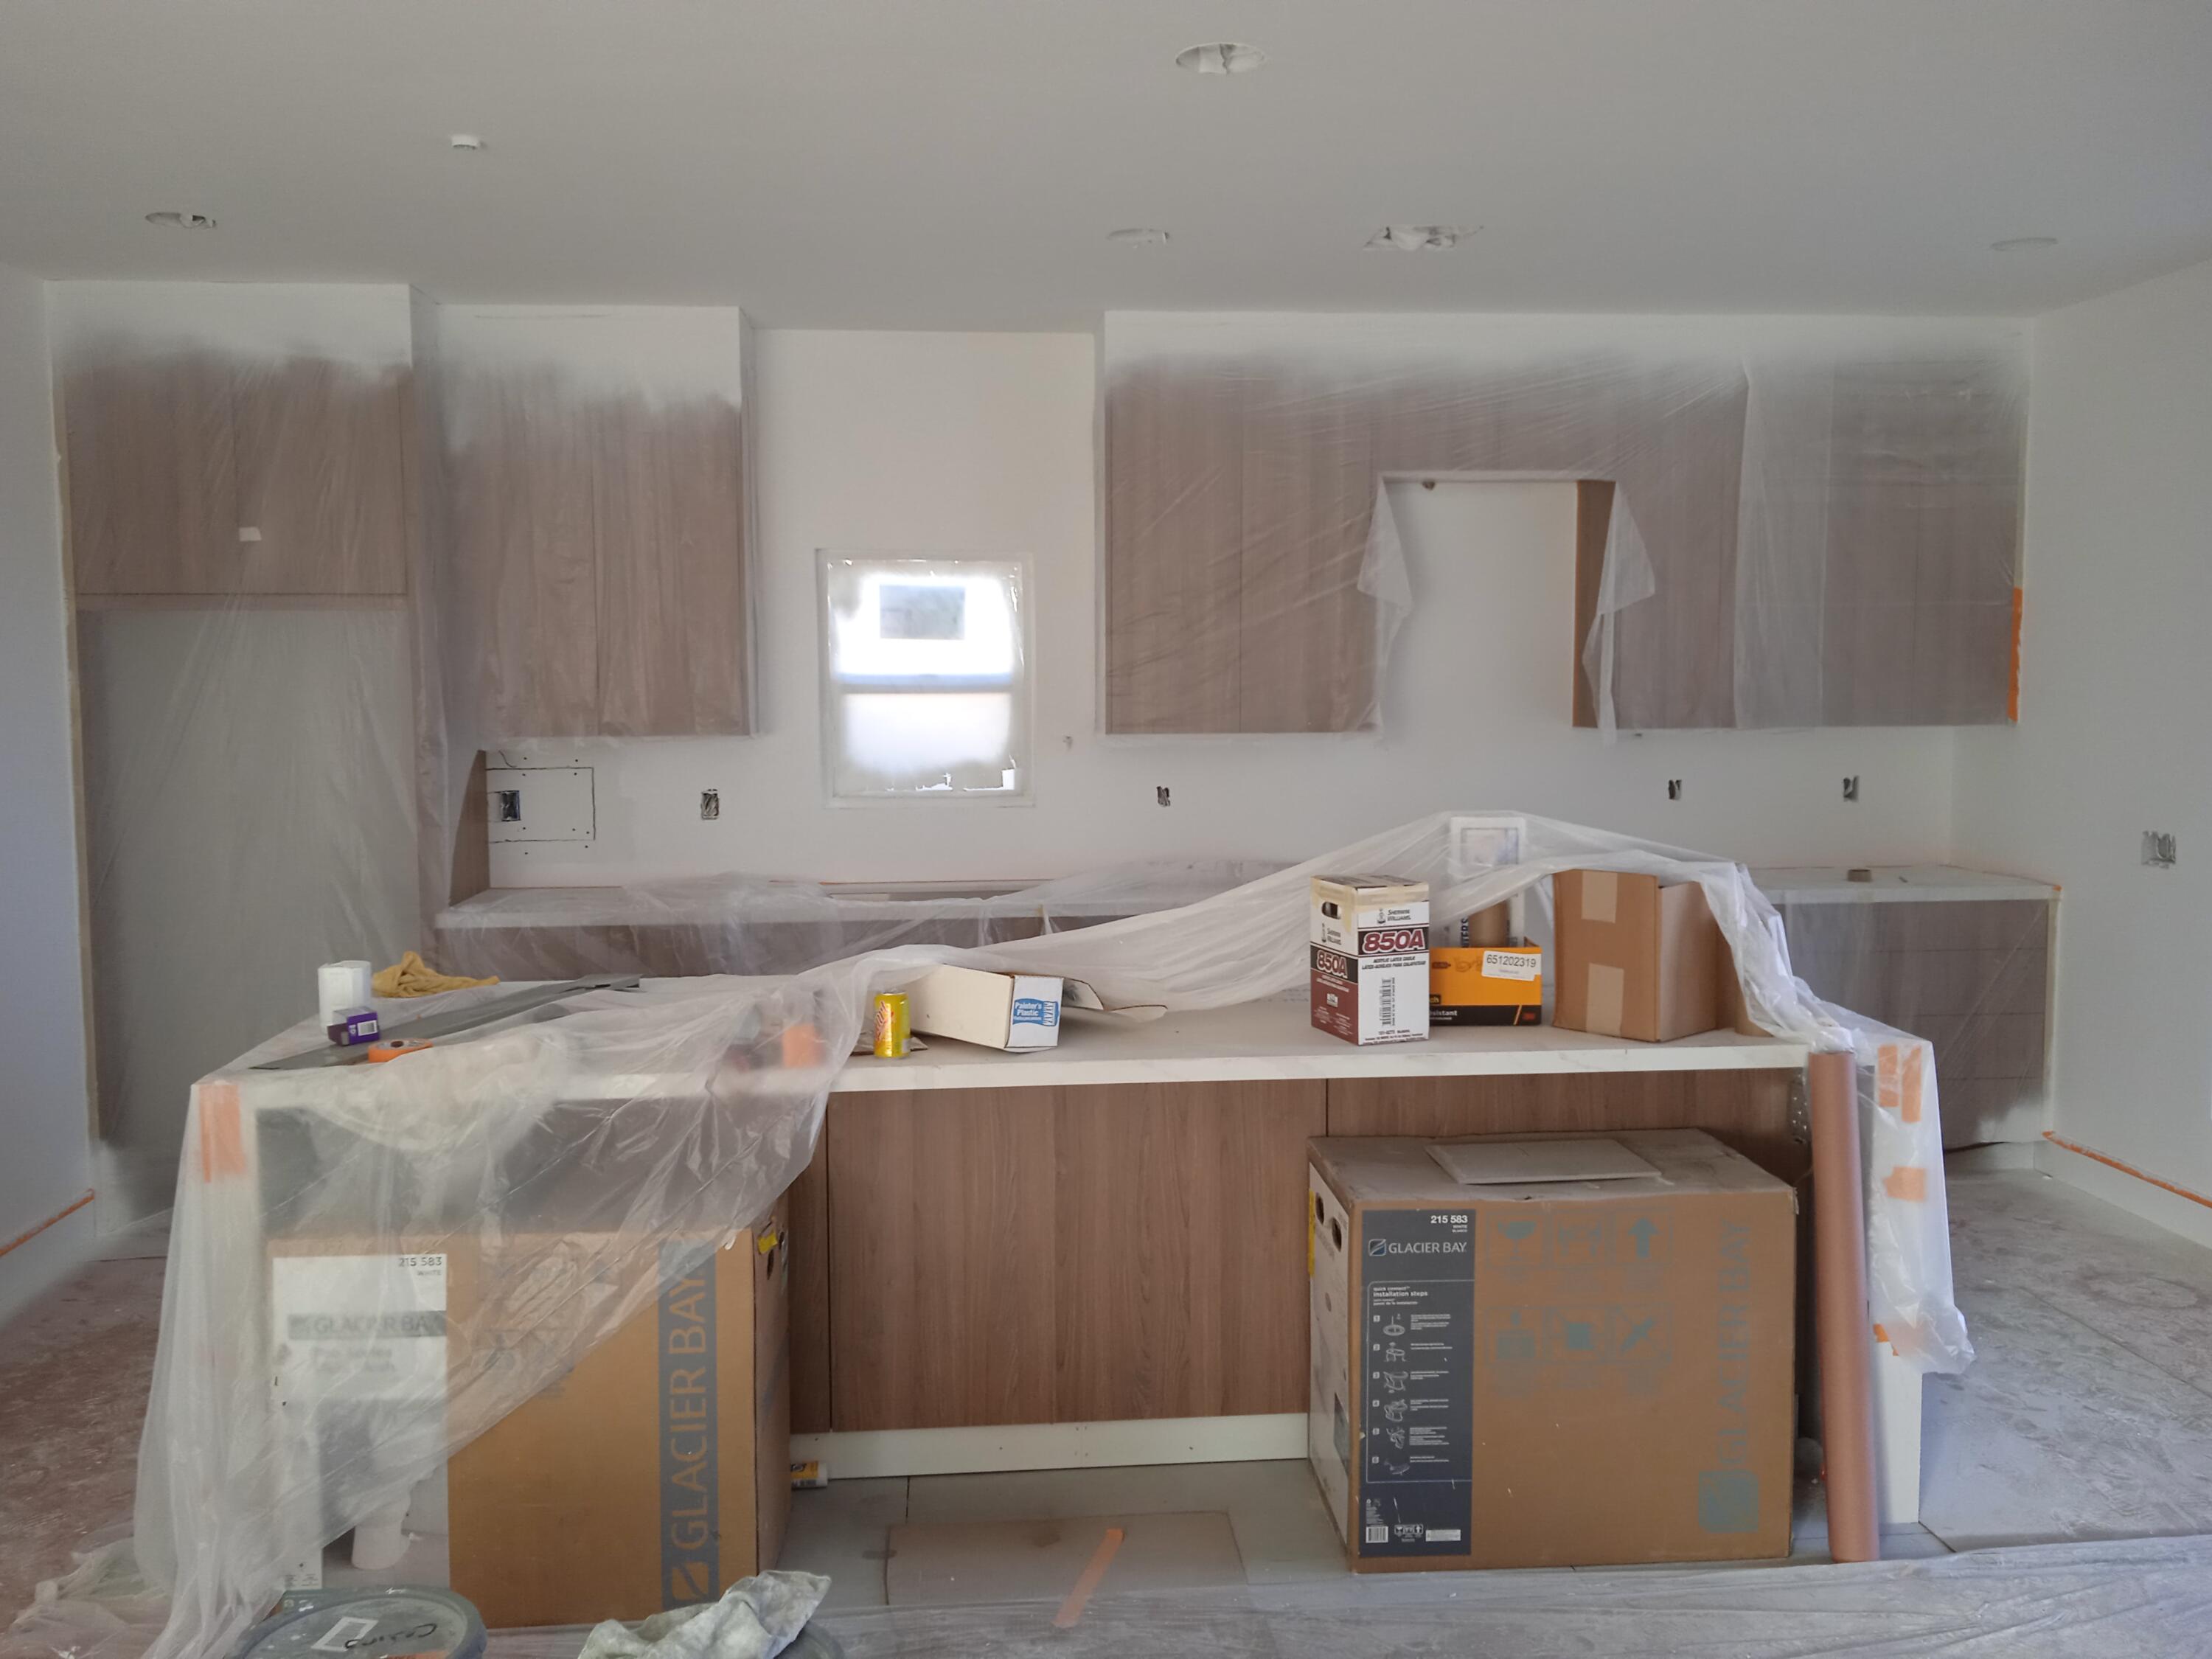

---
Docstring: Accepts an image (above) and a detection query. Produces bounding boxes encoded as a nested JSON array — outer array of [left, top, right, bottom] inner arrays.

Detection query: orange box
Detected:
[[1428, 945, 1543, 1027]]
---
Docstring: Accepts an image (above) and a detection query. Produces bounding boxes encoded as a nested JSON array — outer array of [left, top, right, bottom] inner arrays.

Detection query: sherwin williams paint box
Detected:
[[1310, 873, 1430, 1045], [1307, 1130, 1793, 1570]]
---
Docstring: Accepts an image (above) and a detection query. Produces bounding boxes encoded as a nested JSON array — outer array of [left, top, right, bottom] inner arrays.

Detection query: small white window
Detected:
[[819, 554, 1031, 801]]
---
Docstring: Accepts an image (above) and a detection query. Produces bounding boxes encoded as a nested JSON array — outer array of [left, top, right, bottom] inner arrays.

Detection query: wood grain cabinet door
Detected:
[[591, 396, 751, 736], [827, 1088, 1059, 1431], [445, 367, 603, 737], [62, 352, 240, 596], [230, 357, 409, 595], [823, 1079, 1324, 1432], [1053, 1079, 1324, 1421]]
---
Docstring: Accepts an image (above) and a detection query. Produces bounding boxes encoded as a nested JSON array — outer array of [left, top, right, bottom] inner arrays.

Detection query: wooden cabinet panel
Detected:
[[63, 351, 408, 598], [1110, 329, 2020, 733], [1238, 368, 1377, 733], [446, 366, 602, 738], [1326, 1070, 1804, 1181], [63, 352, 239, 596], [1053, 1080, 1324, 1422], [787, 1134, 832, 1437], [824, 1080, 1324, 1431], [591, 397, 751, 736], [827, 1088, 1057, 1431], [1102, 358, 1245, 734], [442, 369, 751, 739], [231, 358, 409, 595]]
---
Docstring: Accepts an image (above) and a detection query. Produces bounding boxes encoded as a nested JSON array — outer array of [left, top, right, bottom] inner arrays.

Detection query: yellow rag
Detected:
[[372, 950, 498, 998]]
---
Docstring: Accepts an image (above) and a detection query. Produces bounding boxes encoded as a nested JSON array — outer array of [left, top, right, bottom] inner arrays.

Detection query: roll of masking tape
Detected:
[[365, 1038, 432, 1063]]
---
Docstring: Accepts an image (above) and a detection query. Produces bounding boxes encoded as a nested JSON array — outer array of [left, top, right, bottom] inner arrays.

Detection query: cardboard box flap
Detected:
[[1061, 978, 1168, 1023], [1427, 1136, 1659, 1186]]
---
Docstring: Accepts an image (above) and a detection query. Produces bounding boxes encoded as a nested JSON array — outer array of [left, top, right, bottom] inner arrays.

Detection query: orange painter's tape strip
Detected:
[[198, 1083, 246, 1183], [1882, 1165, 1927, 1202], [1900, 1046, 1924, 1125], [1, 1190, 94, 1258], [2045, 1133, 2212, 1212], [2008, 586, 2024, 722], [1053, 1527, 1125, 1629], [1876, 1044, 1902, 1113]]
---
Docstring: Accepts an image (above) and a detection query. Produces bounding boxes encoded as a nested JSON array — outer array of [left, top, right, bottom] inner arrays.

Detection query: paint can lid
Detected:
[[234, 1588, 485, 1659]]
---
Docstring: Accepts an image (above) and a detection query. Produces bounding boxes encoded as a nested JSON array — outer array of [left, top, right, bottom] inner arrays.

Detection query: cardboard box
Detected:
[[1307, 1130, 1794, 1571], [1310, 874, 1430, 1046], [1714, 933, 1769, 1037], [1428, 945, 1543, 1027], [905, 964, 1068, 1050], [270, 1209, 790, 1628], [900, 965, 1136, 1051], [1551, 869, 1725, 1043]]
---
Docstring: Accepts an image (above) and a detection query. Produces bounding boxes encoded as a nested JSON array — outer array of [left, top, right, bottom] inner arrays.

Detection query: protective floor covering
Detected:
[[14, 1174, 2212, 1658], [473, 1537, 2212, 1658]]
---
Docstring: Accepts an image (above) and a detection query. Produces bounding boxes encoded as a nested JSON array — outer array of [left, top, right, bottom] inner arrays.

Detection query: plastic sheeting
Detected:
[[1102, 313, 2025, 734], [776, 1537, 2212, 1658], [790, 1535, 2212, 1658], [1760, 877, 2055, 1150], [32, 810, 1968, 1659], [430, 860, 1283, 981], [51, 287, 426, 1231]]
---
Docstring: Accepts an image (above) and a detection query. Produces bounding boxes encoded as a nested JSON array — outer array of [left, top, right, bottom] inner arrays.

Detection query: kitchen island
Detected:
[[776, 995, 1951, 1520]]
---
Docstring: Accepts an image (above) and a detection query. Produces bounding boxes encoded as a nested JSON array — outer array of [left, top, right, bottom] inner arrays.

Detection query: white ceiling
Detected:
[[3, 1, 2209, 327]]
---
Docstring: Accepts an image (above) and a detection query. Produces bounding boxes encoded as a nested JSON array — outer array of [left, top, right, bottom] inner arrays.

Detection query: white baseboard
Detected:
[[2037, 1137, 2212, 1253], [0, 1197, 99, 1330], [792, 1413, 1307, 1480]]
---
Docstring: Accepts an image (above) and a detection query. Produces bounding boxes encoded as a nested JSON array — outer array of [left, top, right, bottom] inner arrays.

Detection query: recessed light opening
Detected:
[[449, 133, 485, 153], [1175, 42, 1266, 76], [1990, 236, 2059, 252], [1366, 225, 1471, 251], [1107, 228, 1170, 246], [145, 211, 216, 230]]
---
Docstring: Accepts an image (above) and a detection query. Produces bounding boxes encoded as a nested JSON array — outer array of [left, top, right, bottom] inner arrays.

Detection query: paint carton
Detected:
[[1310, 874, 1430, 1045]]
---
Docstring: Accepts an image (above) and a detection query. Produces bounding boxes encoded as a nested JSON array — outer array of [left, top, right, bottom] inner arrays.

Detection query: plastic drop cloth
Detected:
[[783, 1536, 2212, 1658], [1102, 313, 2025, 734], [431, 860, 1284, 981], [25, 810, 1969, 1659]]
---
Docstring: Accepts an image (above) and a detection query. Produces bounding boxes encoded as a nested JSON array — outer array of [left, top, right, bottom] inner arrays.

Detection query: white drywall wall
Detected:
[[0, 262, 94, 1322], [494, 330, 1960, 886], [1952, 254, 2212, 1201]]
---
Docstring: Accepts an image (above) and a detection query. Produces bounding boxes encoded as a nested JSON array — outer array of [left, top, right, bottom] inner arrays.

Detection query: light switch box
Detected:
[[485, 767, 595, 844]]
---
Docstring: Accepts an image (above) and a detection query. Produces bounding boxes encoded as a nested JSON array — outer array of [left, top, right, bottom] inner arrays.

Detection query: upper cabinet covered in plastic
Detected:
[[1100, 313, 2026, 734], [418, 305, 758, 744], [55, 283, 416, 599]]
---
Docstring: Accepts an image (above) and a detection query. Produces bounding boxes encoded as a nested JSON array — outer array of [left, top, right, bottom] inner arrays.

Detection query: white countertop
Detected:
[[227, 990, 1809, 1117], [1750, 863, 2056, 905], [829, 996, 1808, 1093]]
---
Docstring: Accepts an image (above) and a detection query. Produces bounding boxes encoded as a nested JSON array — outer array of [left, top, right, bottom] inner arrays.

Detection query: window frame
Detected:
[[816, 550, 1036, 807]]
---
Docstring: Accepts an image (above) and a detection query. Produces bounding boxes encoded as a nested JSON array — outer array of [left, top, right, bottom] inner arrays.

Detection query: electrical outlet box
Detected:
[[486, 767, 595, 844], [2143, 830, 2177, 869]]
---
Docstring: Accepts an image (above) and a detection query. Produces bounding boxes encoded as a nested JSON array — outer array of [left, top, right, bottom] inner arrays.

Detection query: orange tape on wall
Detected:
[[2008, 586, 2024, 722], [2045, 1133, 2212, 1212], [0, 1190, 94, 1259]]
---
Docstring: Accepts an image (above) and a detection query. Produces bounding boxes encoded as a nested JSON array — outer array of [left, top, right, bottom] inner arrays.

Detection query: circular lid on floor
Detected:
[[230, 1588, 486, 1659]]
